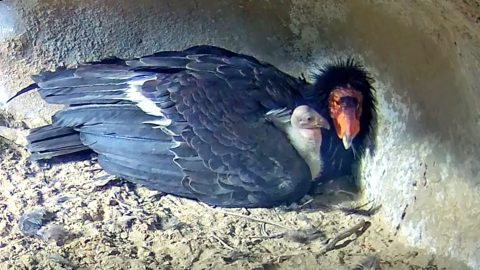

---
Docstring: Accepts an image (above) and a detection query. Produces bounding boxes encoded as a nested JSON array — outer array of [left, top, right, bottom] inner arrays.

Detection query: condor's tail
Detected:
[[26, 124, 93, 163]]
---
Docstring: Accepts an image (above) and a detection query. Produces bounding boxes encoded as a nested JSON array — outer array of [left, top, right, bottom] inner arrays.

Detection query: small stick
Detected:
[[320, 219, 368, 252], [275, 219, 370, 260], [250, 232, 285, 239], [298, 198, 314, 208], [215, 209, 293, 230], [260, 223, 269, 237], [210, 232, 235, 251], [353, 200, 375, 210]]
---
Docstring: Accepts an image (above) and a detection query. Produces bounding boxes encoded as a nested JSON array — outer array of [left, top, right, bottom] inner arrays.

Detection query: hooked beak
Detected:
[[342, 135, 353, 149], [308, 116, 330, 130], [333, 109, 360, 150], [319, 117, 330, 130], [292, 105, 330, 141], [293, 105, 330, 130]]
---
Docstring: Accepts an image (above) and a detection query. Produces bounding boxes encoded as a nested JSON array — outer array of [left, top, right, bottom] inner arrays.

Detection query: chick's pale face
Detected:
[[291, 105, 330, 142]]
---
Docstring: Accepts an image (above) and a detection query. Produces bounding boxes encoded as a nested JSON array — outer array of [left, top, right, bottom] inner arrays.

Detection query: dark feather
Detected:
[[6, 83, 39, 103], [26, 125, 90, 160], [74, 64, 140, 79], [52, 104, 157, 127], [137, 56, 190, 68], [79, 132, 172, 157], [97, 154, 191, 197]]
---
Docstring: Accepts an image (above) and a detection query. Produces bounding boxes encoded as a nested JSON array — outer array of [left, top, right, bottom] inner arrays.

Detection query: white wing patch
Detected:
[[143, 119, 173, 127], [125, 76, 165, 117], [265, 108, 292, 124], [143, 119, 177, 136]]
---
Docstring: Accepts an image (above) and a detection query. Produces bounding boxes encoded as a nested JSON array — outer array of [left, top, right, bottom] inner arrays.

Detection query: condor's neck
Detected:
[[284, 125, 323, 179]]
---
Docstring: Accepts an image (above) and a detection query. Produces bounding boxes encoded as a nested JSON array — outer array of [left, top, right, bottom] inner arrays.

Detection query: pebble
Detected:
[[18, 208, 52, 236]]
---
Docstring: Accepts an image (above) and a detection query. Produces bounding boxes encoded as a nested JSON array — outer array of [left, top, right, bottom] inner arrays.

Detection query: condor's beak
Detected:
[[298, 115, 330, 130], [316, 116, 330, 130], [293, 105, 330, 130], [333, 108, 360, 150], [342, 134, 353, 149]]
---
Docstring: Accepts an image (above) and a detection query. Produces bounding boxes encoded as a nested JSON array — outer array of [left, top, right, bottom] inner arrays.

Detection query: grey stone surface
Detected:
[[0, 0, 479, 268]]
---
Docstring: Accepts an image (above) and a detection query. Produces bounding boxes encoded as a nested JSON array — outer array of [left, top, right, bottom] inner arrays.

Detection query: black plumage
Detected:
[[9, 45, 376, 207], [305, 59, 377, 181]]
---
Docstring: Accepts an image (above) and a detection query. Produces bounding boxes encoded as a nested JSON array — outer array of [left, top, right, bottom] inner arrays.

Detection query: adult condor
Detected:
[[8, 45, 376, 208]]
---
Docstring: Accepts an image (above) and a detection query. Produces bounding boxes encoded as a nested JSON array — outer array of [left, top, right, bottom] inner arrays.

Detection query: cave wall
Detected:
[[0, 0, 479, 268]]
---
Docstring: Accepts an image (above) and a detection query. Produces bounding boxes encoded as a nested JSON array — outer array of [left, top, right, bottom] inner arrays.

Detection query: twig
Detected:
[[319, 219, 369, 252], [215, 209, 293, 230], [260, 223, 269, 237], [302, 200, 379, 217], [338, 200, 380, 217], [210, 232, 235, 251], [252, 229, 324, 243], [275, 219, 370, 261], [251, 232, 285, 239], [353, 200, 374, 210], [298, 198, 314, 208]]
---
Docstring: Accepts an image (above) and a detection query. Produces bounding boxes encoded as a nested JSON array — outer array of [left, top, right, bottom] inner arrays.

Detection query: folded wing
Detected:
[[23, 45, 313, 207]]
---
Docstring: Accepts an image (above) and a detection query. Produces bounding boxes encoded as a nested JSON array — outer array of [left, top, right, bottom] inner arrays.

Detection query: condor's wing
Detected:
[[20, 45, 313, 207]]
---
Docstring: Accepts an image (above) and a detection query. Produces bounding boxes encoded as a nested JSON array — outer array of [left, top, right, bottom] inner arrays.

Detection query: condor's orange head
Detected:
[[328, 86, 363, 149], [306, 58, 376, 151]]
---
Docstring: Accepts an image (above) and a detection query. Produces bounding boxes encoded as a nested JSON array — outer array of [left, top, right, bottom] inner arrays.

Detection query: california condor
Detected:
[[8, 45, 376, 207]]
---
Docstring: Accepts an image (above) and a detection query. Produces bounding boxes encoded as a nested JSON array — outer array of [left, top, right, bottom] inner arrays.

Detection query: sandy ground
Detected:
[[0, 115, 470, 270]]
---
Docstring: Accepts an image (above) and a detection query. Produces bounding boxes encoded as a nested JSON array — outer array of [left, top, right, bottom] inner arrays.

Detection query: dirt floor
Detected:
[[0, 115, 470, 270]]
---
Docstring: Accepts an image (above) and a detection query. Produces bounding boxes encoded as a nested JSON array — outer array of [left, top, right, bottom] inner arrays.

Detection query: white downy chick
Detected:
[[266, 105, 330, 178]]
